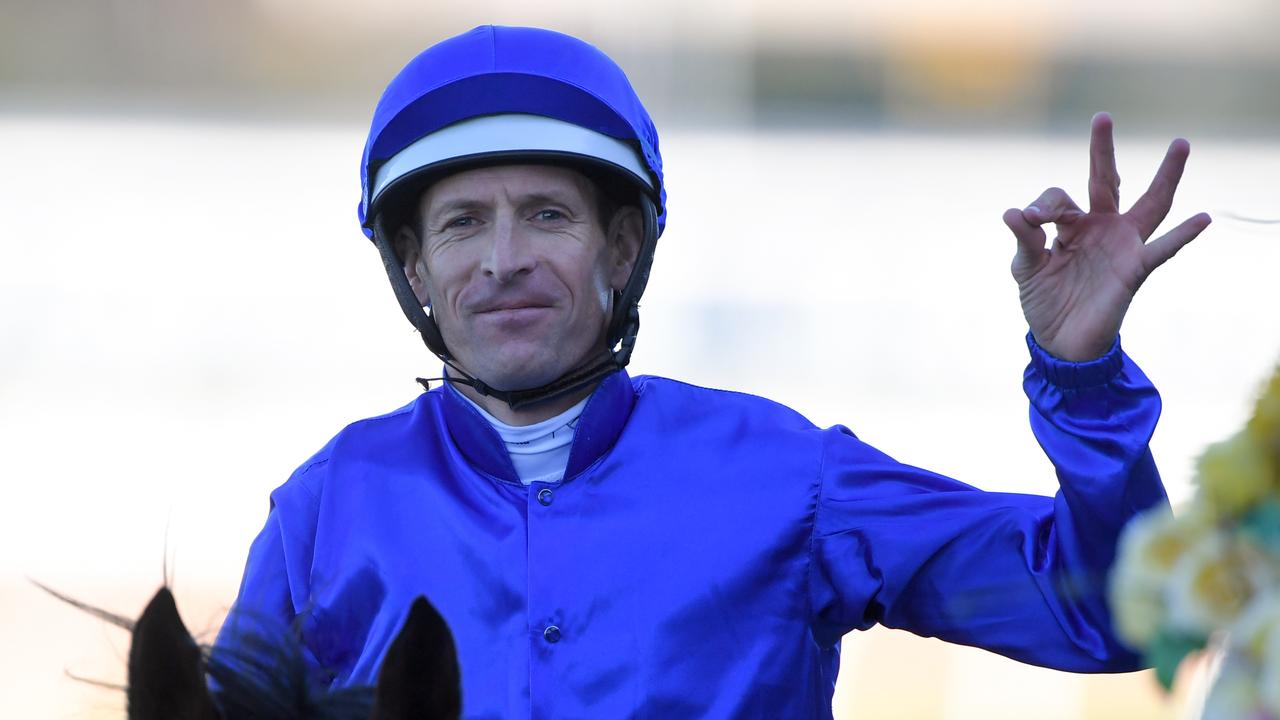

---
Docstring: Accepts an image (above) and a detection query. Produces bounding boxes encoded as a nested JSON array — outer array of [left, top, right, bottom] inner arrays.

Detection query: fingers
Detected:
[[1003, 187, 1084, 278], [1022, 187, 1084, 226], [1143, 212, 1212, 272], [1003, 207, 1050, 281], [1003, 188, 1083, 270], [1003, 206, 1047, 256], [1128, 138, 1191, 239], [1088, 112, 1121, 213]]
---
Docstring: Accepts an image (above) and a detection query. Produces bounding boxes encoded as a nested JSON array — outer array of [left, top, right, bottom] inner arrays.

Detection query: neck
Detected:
[[447, 371, 598, 425]]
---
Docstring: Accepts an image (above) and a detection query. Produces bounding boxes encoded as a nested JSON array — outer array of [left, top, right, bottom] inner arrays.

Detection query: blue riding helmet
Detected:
[[357, 25, 668, 409]]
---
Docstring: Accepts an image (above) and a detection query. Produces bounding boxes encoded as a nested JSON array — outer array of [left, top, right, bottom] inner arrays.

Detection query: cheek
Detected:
[[424, 252, 474, 313]]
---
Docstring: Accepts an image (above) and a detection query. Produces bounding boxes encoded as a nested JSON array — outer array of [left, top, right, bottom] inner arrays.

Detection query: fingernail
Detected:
[[1025, 205, 1040, 217]]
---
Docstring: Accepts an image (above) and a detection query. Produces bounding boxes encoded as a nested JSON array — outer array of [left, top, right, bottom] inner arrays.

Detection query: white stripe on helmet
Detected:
[[370, 113, 654, 208]]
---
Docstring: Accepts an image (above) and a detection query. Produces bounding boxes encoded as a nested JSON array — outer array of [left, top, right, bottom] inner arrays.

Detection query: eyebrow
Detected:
[[425, 190, 582, 226], [425, 199, 487, 226], [518, 191, 578, 209]]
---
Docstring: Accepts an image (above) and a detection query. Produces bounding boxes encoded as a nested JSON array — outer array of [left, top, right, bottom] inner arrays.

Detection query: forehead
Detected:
[[418, 164, 596, 212]]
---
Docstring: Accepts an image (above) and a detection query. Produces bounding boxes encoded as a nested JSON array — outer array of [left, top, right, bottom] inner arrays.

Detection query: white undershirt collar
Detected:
[[457, 392, 590, 485]]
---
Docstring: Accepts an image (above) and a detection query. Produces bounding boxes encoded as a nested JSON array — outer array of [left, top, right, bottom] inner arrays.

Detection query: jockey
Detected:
[[357, 24, 666, 411], [215, 25, 1211, 718]]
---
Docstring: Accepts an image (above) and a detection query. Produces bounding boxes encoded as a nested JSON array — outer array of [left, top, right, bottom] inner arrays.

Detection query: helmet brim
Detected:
[[365, 113, 659, 231]]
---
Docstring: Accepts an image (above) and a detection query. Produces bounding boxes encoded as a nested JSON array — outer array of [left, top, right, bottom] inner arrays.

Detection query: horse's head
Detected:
[[79, 585, 461, 720]]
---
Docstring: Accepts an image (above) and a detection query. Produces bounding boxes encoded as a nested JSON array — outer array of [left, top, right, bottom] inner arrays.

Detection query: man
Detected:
[[216, 25, 1210, 718]]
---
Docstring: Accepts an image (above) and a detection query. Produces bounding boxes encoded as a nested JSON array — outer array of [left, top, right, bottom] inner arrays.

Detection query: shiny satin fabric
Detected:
[[215, 333, 1166, 718]]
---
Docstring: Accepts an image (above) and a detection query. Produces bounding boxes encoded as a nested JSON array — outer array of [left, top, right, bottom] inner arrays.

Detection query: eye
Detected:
[[443, 215, 476, 230], [535, 209, 565, 222]]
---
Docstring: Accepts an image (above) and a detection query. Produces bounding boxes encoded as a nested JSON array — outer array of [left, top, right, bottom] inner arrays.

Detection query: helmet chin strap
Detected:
[[371, 193, 659, 411]]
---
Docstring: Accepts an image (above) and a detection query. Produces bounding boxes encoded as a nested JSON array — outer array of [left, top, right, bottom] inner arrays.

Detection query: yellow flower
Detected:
[[1195, 431, 1277, 519], [1230, 592, 1280, 662], [1248, 366, 1280, 462], [1110, 571, 1164, 648], [1166, 533, 1259, 636], [1109, 507, 1207, 646]]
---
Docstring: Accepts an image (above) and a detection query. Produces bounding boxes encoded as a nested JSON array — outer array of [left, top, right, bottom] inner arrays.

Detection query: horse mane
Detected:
[[204, 624, 377, 720]]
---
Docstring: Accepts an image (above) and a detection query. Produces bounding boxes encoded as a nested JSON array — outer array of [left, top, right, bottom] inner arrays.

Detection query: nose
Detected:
[[481, 216, 536, 283]]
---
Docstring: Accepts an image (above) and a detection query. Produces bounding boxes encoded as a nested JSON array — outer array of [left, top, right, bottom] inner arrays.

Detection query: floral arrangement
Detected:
[[1110, 363, 1280, 717]]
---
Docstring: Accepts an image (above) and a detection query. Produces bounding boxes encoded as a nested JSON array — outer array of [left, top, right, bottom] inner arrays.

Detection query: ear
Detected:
[[371, 596, 462, 720], [607, 205, 644, 292], [127, 588, 220, 720], [395, 224, 433, 308]]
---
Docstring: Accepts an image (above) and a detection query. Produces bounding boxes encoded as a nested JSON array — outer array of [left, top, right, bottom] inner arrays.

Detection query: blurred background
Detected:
[[3, 0, 1279, 717]]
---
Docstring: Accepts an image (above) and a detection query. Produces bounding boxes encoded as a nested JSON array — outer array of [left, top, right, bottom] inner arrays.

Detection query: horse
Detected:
[[37, 582, 461, 720]]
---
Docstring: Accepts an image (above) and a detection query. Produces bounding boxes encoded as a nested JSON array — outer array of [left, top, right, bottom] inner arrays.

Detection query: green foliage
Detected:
[[1145, 628, 1207, 691], [1240, 497, 1280, 552]]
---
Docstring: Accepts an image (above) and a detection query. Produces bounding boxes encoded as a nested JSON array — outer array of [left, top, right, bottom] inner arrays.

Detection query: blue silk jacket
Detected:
[[216, 334, 1167, 718]]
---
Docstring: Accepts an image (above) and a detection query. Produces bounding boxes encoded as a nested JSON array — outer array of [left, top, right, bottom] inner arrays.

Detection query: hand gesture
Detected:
[[1002, 113, 1212, 361]]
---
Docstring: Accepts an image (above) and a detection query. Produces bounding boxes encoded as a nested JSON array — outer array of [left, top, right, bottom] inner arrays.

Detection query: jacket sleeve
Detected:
[[211, 461, 329, 685], [807, 333, 1169, 671]]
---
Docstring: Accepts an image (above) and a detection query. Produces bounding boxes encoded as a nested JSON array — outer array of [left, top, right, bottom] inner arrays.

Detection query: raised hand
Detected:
[[1002, 113, 1212, 361]]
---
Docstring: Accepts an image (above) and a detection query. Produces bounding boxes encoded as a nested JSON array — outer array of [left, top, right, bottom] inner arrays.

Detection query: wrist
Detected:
[[1031, 330, 1118, 363], [1026, 331, 1124, 389]]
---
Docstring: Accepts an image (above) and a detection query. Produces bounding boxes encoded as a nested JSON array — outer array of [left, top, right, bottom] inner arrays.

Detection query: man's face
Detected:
[[399, 164, 639, 391]]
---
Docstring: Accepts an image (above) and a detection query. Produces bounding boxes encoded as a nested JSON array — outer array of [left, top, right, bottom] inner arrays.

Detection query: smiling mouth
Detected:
[[474, 305, 556, 324], [478, 304, 550, 314]]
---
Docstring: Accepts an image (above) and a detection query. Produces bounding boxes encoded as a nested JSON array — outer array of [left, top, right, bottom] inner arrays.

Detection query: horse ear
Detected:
[[127, 588, 220, 720], [370, 596, 461, 720]]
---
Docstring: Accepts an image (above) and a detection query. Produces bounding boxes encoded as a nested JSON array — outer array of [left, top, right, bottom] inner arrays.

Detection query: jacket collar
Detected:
[[439, 369, 635, 485]]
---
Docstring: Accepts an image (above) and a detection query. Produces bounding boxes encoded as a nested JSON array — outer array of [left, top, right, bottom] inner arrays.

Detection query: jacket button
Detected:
[[537, 488, 553, 506], [543, 625, 561, 643]]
